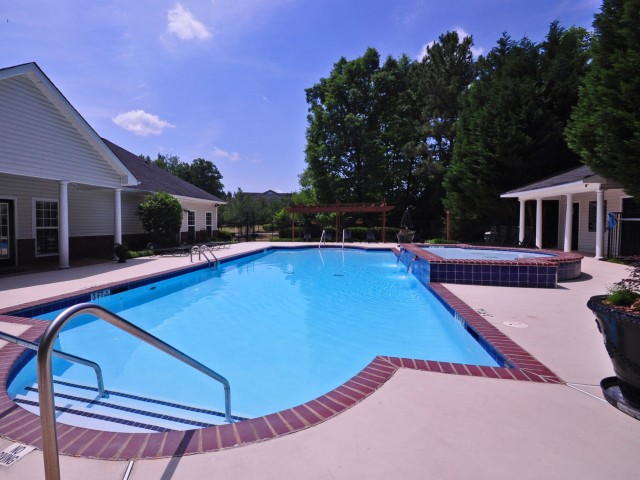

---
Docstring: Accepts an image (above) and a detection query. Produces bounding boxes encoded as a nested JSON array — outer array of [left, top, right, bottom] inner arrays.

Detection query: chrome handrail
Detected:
[[191, 245, 218, 268], [0, 331, 105, 397], [37, 303, 232, 480]]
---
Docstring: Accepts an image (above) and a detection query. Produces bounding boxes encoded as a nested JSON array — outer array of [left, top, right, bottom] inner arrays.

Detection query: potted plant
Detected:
[[397, 207, 415, 243], [114, 242, 129, 263], [588, 256, 640, 412]]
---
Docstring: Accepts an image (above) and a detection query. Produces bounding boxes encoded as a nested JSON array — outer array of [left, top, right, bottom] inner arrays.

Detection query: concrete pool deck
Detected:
[[0, 242, 638, 479]]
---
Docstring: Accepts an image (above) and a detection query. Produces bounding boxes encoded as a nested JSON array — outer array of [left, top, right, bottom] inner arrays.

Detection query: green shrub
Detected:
[[137, 192, 183, 245], [425, 238, 459, 244], [607, 286, 640, 307]]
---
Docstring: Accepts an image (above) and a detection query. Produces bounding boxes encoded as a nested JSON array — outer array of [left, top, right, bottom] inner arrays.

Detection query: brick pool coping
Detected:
[[407, 243, 583, 265], [402, 244, 584, 287], [0, 247, 562, 460]]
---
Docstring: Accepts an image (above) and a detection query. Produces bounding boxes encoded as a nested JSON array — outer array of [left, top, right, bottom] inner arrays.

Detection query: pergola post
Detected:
[[382, 212, 386, 243]]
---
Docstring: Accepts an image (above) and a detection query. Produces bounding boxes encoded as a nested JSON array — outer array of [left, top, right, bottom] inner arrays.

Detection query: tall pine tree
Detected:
[[566, 0, 640, 198]]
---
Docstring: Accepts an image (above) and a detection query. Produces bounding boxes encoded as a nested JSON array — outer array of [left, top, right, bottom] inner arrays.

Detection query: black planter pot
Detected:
[[588, 295, 640, 405], [397, 232, 415, 244]]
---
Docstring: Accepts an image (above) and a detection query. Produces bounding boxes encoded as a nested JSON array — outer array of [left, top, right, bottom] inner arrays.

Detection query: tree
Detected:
[[188, 158, 225, 197], [148, 154, 225, 197], [411, 30, 477, 228], [137, 192, 183, 245], [444, 25, 590, 240], [566, 0, 640, 198], [303, 48, 417, 205], [220, 189, 291, 226]]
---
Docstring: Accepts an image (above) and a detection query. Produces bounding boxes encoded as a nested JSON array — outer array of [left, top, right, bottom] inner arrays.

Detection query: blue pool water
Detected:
[[422, 246, 555, 261], [10, 248, 498, 419]]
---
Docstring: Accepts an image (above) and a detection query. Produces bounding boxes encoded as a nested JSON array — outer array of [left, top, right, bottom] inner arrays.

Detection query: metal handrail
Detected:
[[37, 303, 232, 480], [319, 229, 326, 248], [190, 245, 219, 268], [0, 331, 105, 397]]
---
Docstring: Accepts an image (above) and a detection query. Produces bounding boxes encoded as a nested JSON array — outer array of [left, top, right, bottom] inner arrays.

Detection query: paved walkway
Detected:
[[0, 243, 639, 479]]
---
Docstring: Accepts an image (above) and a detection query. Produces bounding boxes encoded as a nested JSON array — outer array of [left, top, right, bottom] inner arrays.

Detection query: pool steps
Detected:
[[12, 379, 247, 433]]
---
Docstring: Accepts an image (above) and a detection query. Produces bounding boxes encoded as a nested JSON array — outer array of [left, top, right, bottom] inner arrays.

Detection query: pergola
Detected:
[[285, 203, 395, 242]]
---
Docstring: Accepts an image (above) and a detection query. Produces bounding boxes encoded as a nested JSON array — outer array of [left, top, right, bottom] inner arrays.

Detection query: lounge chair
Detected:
[[343, 229, 352, 243], [303, 231, 311, 242], [484, 226, 498, 245], [366, 229, 376, 242]]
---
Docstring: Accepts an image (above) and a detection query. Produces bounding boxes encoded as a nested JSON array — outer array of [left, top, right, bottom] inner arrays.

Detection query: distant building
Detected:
[[243, 190, 291, 202]]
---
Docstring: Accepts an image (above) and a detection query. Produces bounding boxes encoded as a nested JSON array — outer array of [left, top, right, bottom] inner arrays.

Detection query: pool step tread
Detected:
[[12, 380, 246, 433], [14, 387, 214, 433], [51, 379, 247, 421]]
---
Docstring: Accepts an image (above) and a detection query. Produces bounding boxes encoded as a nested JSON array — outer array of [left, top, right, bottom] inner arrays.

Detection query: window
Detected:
[[205, 211, 213, 236], [35, 200, 59, 255], [588, 200, 607, 232], [187, 210, 196, 241]]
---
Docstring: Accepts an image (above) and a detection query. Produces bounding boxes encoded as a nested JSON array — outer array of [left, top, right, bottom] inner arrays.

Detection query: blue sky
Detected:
[[1, 0, 600, 194]]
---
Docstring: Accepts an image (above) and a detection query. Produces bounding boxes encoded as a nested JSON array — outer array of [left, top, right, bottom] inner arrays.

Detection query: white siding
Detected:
[[68, 188, 115, 236], [0, 174, 57, 239], [0, 75, 122, 187], [121, 192, 147, 235], [178, 199, 218, 233]]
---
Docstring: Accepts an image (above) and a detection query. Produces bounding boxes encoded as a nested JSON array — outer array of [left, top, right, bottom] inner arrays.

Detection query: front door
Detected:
[[0, 200, 15, 267]]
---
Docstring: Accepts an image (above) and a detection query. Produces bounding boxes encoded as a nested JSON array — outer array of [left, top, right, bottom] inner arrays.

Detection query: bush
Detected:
[[425, 238, 459, 244], [607, 256, 640, 312], [137, 192, 183, 245]]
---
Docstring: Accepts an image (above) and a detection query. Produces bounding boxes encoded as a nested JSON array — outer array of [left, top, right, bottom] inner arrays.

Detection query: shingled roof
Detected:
[[102, 138, 223, 203], [503, 165, 597, 195]]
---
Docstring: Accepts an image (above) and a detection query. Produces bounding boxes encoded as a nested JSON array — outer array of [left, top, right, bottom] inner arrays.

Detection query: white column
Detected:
[[595, 189, 605, 259], [114, 188, 122, 245], [58, 181, 70, 269], [518, 200, 526, 244], [563, 193, 573, 252], [535, 198, 543, 249]]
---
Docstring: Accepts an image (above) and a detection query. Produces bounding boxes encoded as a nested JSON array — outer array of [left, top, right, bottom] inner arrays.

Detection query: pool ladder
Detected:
[[191, 245, 219, 269], [0, 331, 106, 397], [35, 303, 233, 480]]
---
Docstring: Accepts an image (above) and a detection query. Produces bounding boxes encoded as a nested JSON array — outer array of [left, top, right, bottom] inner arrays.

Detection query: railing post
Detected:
[[36, 303, 233, 480]]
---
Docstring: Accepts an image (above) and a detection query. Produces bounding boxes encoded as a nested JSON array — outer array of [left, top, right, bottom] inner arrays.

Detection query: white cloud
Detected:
[[416, 27, 484, 61], [211, 146, 240, 161], [113, 110, 175, 136], [167, 3, 212, 41]]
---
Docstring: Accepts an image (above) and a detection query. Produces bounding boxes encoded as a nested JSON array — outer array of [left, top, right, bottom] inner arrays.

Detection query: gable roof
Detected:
[[0, 62, 137, 186], [244, 190, 291, 201], [102, 138, 224, 203], [504, 165, 596, 194], [501, 165, 623, 200]]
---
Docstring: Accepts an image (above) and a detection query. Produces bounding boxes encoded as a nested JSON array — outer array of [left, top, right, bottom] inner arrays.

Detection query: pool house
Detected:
[[501, 165, 639, 259]]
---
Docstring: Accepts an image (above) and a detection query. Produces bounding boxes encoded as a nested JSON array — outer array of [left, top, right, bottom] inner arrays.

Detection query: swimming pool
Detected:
[[8, 248, 500, 430], [400, 244, 583, 287]]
